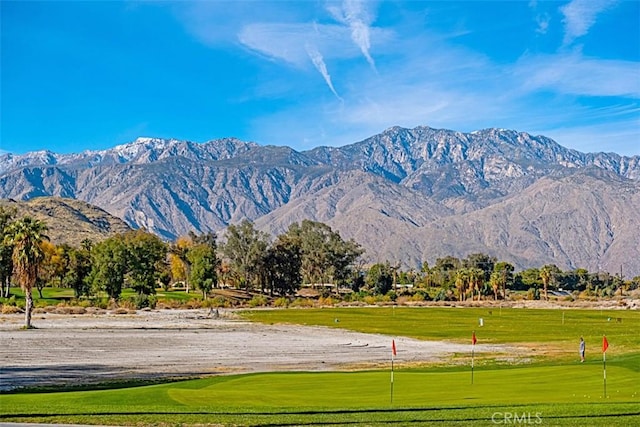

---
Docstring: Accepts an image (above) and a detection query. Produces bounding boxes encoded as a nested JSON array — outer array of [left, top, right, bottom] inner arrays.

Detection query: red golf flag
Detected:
[[472, 331, 477, 345], [603, 336, 609, 353], [392, 339, 397, 356]]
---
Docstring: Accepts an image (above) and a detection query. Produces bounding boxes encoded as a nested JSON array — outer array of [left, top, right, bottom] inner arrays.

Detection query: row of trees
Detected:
[[2, 207, 638, 327], [0, 208, 365, 326]]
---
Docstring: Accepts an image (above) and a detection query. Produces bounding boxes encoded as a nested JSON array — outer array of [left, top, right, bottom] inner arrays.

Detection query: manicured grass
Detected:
[[2, 306, 638, 426], [243, 307, 640, 360], [1, 365, 638, 425]]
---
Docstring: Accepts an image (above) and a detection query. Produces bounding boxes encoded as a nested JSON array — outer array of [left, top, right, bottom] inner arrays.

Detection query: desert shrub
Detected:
[[74, 299, 93, 308], [290, 297, 315, 308], [69, 306, 87, 315], [126, 294, 157, 309], [1, 304, 22, 314], [248, 295, 268, 307], [184, 299, 203, 309], [363, 295, 379, 305], [117, 299, 137, 310], [273, 297, 290, 308], [384, 290, 398, 302], [3, 296, 23, 308], [34, 299, 50, 309], [158, 299, 182, 309], [433, 289, 448, 302], [318, 296, 337, 307]]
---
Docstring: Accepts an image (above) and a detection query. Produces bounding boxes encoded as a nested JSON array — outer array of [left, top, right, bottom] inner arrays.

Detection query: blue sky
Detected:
[[1, 0, 639, 156]]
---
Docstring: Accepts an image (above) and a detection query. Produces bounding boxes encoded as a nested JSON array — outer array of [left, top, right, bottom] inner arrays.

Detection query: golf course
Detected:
[[1, 306, 639, 426]]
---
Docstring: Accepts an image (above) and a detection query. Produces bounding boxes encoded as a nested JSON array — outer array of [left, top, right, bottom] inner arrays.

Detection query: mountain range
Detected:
[[1, 126, 639, 276]]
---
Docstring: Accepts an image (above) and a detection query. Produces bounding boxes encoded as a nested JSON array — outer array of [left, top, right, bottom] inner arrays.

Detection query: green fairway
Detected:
[[2, 306, 639, 426], [243, 306, 640, 359]]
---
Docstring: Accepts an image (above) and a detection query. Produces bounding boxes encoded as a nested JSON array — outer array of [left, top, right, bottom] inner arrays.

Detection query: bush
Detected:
[[384, 290, 398, 302], [128, 294, 157, 309], [433, 289, 448, 302], [3, 296, 23, 308], [527, 287, 541, 300], [248, 294, 268, 307], [1, 304, 22, 314], [290, 297, 315, 308], [363, 295, 381, 305], [318, 296, 337, 307], [273, 297, 290, 308]]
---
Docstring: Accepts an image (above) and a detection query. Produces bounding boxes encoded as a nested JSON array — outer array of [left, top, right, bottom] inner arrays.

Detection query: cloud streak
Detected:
[[515, 53, 640, 98], [327, 0, 377, 70], [306, 43, 341, 99], [560, 0, 618, 46]]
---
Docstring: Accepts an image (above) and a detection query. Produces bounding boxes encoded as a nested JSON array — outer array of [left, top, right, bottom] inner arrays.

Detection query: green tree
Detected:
[[433, 256, 461, 288], [282, 220, 363, 287], [4, 216, 49, 328], [463, 253, 496, 283], [366, 262, 394, 295], [170, 235, 194, 292], [88, 235, 128, 301], [493, 261, 514, 299], [62, 244, 92, 298], [540, 264, 561, 300], [260, 238, 302, 296], [186, 239, 219, 299], [124, 230, 167, 296], [221, 220, 269, 291], [455, 268, 469, 301], [468, 267, 484, 301]]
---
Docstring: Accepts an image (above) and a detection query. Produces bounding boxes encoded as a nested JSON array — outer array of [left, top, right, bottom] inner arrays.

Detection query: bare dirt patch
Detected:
[[0, 309, 512, 391]]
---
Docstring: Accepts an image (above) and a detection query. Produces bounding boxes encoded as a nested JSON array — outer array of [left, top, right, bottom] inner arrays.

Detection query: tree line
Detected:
[[2, 207, 638, 328]]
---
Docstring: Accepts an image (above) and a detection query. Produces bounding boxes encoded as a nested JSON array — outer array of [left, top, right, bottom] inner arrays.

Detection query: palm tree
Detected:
[[455, 269, 468, 301], [5, 217, 49, 328], [468, 268, 484, 301], [540, 265, 553, 301]]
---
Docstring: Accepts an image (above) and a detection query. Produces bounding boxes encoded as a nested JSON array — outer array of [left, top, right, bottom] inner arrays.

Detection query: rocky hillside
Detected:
[[0, 197, 132, 246], [1, 126, 638, 275]]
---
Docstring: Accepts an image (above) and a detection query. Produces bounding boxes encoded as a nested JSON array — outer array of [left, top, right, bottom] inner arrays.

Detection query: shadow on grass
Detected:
[[0, 364, 212, 393]]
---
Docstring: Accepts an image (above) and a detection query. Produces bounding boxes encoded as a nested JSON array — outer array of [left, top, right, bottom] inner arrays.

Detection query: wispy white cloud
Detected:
[[528, 0, 550, 35], [327, 0, 377, 70], [238, 22, 316, 66], [538, 117, 640, 154], [514, 53, 640, 98], [560, 0, 618, 46], [306, 43, 341, 99], [535, 13, 550, 34], [185, 0, 382, 96]]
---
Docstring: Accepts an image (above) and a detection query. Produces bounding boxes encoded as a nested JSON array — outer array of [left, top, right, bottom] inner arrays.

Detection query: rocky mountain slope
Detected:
[[1, 126, 638, 275], [0, 197, 131, 246]]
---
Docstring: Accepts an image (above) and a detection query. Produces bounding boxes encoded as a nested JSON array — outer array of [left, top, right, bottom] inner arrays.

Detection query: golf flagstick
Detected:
[[471, 331, 477, 384], [603, 335, 609, 398], [391, 339, 397, 404]]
